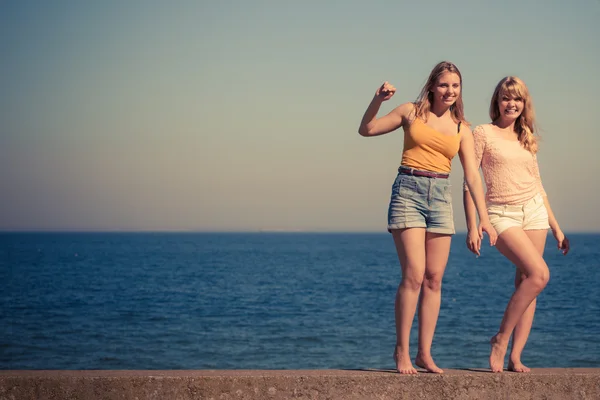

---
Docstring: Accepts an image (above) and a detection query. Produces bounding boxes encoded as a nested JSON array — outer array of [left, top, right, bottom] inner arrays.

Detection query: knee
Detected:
[[528, 266, 550, 291], [401, 274, 424, 291], [514, 273, 527, 289], [423, 273, 443, 292]]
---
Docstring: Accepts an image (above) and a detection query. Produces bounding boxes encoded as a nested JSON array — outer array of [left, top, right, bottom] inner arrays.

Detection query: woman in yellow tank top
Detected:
[[358, 61, 497, 374]]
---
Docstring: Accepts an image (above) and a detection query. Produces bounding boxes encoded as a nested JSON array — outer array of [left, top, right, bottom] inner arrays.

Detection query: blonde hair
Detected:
[[490, 76, 539, 154], [414, 61, 468, 125]]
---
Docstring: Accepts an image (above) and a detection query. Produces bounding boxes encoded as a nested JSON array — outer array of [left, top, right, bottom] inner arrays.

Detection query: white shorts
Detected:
[[487, 193, 550, 236]]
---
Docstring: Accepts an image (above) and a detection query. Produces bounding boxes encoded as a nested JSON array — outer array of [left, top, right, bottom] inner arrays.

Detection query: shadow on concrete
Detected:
[[344, 367, 496, 374]]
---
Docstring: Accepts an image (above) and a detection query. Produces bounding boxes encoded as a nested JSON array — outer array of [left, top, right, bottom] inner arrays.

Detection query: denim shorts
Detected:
[[487, 193, 550, 235], [387, 169, 455, 234]]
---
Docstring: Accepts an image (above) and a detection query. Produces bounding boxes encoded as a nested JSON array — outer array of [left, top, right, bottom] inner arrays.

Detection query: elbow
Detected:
[[359, 121, 378, 137], [463, 174, 473, 188], [463, 171, 478, 186]]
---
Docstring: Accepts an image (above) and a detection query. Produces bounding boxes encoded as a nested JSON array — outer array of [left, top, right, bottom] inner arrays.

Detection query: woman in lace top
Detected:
[[463, 76, 570, 373]]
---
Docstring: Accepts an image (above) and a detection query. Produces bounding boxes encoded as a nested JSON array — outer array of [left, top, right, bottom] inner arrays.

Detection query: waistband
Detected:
[[487, 193, 545, 211], [398, 166, 449, 179]]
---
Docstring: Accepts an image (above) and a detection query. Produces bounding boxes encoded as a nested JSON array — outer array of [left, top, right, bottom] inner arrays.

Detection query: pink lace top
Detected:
[[465, 124, 546, 205]]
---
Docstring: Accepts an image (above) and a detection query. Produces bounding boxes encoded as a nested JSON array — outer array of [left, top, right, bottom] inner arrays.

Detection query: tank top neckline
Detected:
[[413, 117, 461, 138]]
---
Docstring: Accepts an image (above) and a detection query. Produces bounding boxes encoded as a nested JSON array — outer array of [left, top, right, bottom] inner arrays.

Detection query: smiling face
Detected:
[[489, 76, 539, 153], [431, 72, 461, 108], [490, 77, 531, 125], [413, 61, 466, 123], [498, 92, 524, 122]]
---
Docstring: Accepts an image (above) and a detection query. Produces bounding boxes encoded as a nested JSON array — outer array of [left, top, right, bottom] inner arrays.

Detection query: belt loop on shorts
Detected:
[[528, 194, 543, 207]]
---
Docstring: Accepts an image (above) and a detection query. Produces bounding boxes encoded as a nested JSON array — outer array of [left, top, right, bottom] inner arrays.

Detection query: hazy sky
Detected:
[[1, 1, 599, 232]]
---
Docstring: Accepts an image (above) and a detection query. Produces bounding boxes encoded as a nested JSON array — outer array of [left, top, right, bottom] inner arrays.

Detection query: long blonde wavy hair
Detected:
[[490, 76, 539, 154], [413, 61, 468, 125]]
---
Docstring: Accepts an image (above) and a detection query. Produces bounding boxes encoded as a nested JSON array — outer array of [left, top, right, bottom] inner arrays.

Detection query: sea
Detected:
[[1, 232, 599, 370]]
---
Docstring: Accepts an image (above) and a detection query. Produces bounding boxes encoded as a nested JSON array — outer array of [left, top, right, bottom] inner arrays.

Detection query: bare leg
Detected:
[[391, 228, 426, 374], [508, 229, 547, 372], [415, 232, 451, 373], [489, 227, 550, 373]]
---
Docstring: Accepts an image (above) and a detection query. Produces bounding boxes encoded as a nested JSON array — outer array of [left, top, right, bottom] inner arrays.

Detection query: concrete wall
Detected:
[[1, 369, 599, 400]]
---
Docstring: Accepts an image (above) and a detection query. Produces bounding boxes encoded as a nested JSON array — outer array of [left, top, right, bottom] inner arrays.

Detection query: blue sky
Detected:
[[1, 0, 599, 232]]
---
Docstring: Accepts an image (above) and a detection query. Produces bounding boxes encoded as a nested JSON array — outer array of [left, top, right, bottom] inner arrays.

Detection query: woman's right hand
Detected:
[[376, 81, 396, 101], [466, 228, 482, 256]]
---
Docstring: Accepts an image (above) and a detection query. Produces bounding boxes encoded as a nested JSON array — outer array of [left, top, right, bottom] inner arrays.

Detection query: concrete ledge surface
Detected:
[[1, 369, 599, 400]]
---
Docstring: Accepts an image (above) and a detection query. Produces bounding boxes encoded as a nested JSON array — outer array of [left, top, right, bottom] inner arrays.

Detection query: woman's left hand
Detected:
[[466, 228, 482, 256], [479, 220, 497, 247], [553, 229, 570, 255]]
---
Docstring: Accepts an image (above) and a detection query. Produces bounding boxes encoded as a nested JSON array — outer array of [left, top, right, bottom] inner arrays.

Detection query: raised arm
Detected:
[[459, 125, 497, 253], [358, 82, 413, 137]]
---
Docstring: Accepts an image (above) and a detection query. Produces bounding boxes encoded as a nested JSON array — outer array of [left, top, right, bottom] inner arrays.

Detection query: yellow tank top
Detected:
[[401, 118, 462, 173]]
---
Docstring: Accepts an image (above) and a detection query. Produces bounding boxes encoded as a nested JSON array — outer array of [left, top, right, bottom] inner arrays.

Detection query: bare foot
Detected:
[[415, 353, 444, 373], [394, 346, 417, 374], [508, 359, 531, 373], [489, 335, 508, 373]]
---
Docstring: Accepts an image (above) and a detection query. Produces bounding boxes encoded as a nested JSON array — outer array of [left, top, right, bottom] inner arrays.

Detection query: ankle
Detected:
[[395, 345, 409, 355], [493, 333, 510, 346], [416, 350, 431, 359]]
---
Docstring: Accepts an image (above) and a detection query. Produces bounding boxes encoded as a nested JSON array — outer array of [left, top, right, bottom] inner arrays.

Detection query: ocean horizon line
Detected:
[[1, 230, 599, 234]]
